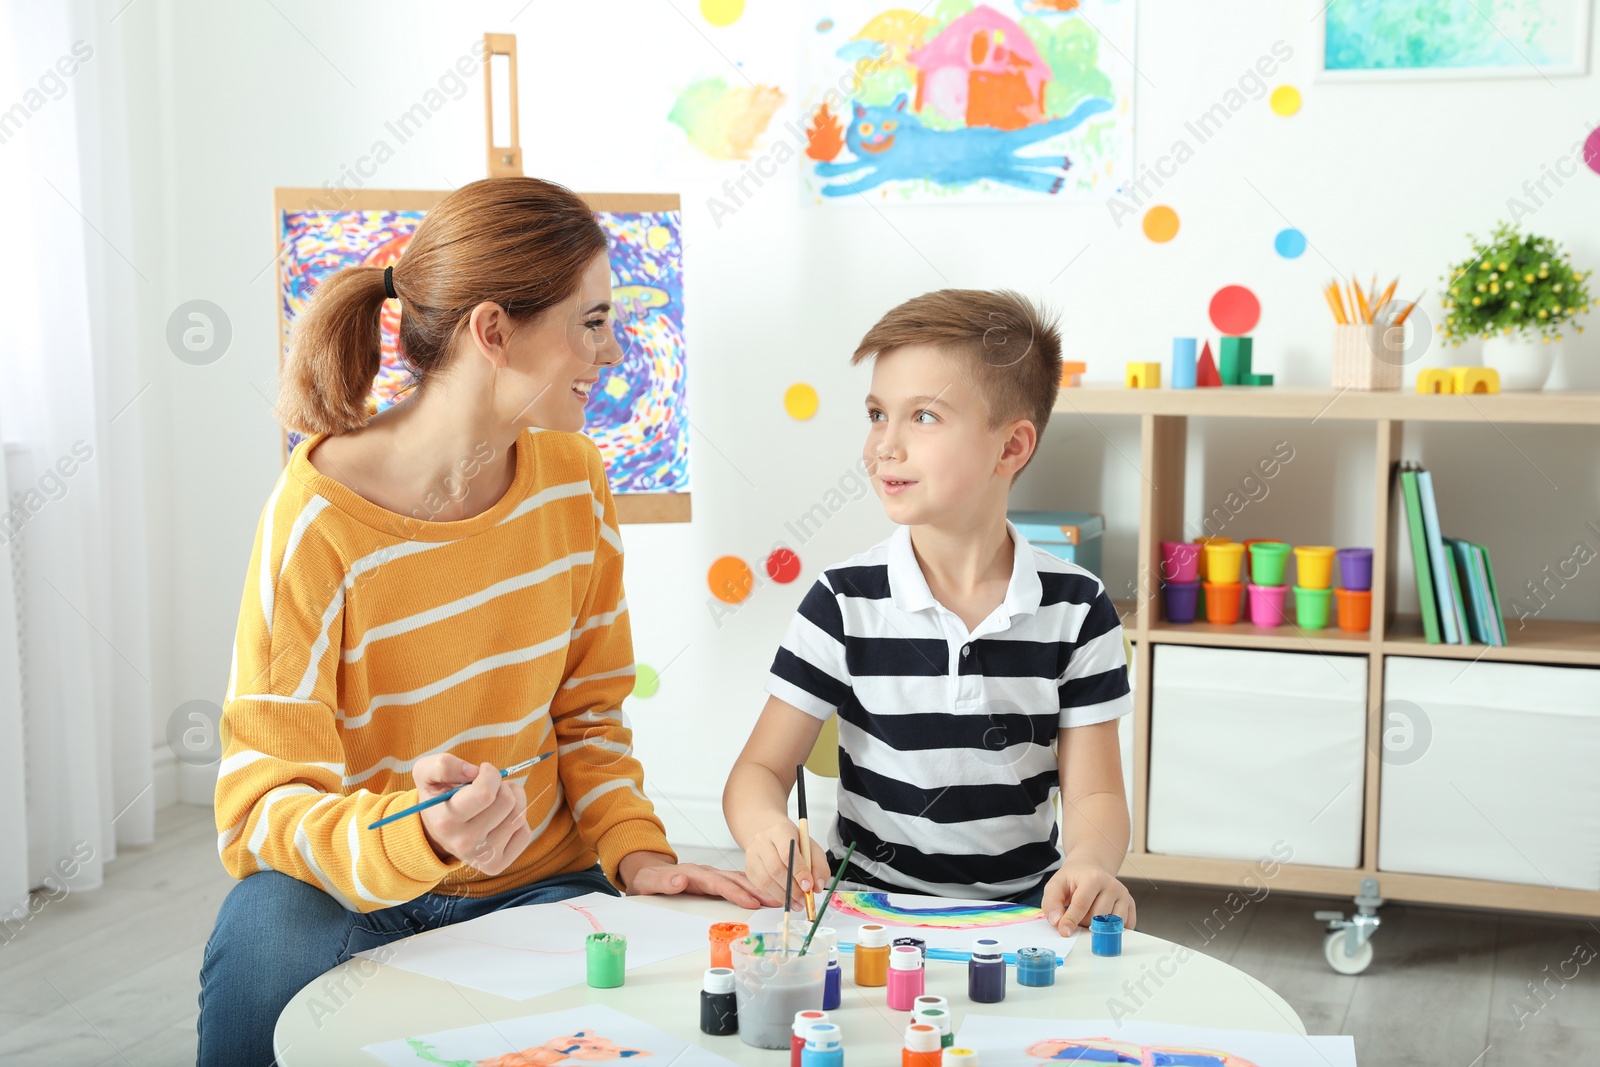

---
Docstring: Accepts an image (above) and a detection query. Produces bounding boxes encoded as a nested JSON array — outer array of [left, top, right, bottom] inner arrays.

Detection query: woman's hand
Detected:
[[744, 820, 832, 908], [413, 753, 533, 876], [618, 850, 778, 909], [1040, 861, 1137, 935]]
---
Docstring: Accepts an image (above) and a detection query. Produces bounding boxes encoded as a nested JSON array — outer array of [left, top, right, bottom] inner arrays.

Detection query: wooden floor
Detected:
[[2, 805, 1597, 1066]]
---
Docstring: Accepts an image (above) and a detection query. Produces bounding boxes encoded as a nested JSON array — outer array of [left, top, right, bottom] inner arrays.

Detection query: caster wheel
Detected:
[[1324, 930, 1373, 974]]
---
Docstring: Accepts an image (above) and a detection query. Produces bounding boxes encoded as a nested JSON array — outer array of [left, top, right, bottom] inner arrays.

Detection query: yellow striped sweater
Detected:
[[215, 427, 674, 912]]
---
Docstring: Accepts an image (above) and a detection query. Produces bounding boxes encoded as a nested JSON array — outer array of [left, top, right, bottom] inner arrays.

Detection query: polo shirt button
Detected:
[[962, 645, 970, 657]]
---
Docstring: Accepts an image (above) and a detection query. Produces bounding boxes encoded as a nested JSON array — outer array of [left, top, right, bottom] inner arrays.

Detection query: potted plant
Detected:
[[1439, 222, 1592, 390]]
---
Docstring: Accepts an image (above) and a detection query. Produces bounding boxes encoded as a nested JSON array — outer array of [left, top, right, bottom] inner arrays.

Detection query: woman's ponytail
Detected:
[[278, 264, 392, 436]]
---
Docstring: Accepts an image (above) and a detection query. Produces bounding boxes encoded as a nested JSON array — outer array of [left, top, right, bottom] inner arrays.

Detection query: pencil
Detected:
[[1374, 278, 1398, 318], [796, 765, 816, 922], [1353, 280, 1372, 325], [366, 752, 554, 830], [1392, 290, 1425, 327], [1324, 283, 1346, 325]]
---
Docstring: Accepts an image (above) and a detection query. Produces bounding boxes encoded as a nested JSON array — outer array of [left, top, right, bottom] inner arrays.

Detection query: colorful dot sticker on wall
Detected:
[[1585, 126, 1600, 175], [700, 0, 744, 26], [1274, 228, 1307, 259], [632, 663, 660, 699], [785, 383, 819, 420], [766, 548, 801, 583], [1270, 86, 1301, 116], [1209, 285, 1262, 336], [708, 556, 754, 604], [1142, 205, 1179, 243]]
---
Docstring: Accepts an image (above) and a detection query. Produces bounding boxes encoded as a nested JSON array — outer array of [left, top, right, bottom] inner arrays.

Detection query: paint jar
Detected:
[[892, 935, 927, 958], [1337, 547, 1374, 591], [730, 933, 826, 1050], [912, 995, 952, 1048], [885, 944, 925, 1011], [1203, 542, 1245, 585], [853, 923, 890, 987], [800, 1022, 844, 1067], [1162, 579, 1200, 624], [902, 1022, 943, 1067], [945, 1049, 981, 1065], [968, 937, 1007, 1003], [708, 922, 749, 970], [1016, 947, 1057, 987], [1296, 586, 1333, 630], [790, 1010, 829, 1067], [1160, 540, 1201, 583], [822, 944, 841, 1011], [1247, 582, 1288, 627], [1336, 587, 1372, 632], [700, 967, 738, 1036], [1294, 545, 1337, 589], [1202, 581, 1242, 625], [585, 932, 626, 988], [1090, 914, 1124, 957], [1247, 541, 1291, 586]]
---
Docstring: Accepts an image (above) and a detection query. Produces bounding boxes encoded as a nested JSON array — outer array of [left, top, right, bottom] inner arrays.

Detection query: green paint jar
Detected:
[[586, 932, 627, 988]]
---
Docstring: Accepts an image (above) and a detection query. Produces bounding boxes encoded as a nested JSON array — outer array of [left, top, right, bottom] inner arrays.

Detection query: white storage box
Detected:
[[1147, 646, 1367, 867], [1379, 657, 1600, 891]]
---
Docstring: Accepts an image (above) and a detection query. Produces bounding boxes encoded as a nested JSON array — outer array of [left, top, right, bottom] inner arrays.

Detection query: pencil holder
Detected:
[[1331, 323, 1403, 390]]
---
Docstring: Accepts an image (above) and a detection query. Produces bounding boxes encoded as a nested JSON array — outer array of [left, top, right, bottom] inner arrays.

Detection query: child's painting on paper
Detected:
[[362, 1005, 741, 1067], [954, 1014, 1358, 1067], [801, 2, 1134, 203]]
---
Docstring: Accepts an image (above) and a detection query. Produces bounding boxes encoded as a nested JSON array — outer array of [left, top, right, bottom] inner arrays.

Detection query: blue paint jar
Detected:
[[1091, 913, 1124, 957], [967, 937, 1006, 1003], [800, 1022, 844, 1067], [822, 945, 841, 1011], [1016, 946, 1057, 986]]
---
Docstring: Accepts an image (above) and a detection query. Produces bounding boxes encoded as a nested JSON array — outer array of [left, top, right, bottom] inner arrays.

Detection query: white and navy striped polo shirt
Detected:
[[765, 521, 1131, 900]]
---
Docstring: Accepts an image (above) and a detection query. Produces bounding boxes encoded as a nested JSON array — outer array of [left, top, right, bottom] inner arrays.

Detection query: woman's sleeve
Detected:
[[549, 444, 675, 887], [214, 480, 462, 912]]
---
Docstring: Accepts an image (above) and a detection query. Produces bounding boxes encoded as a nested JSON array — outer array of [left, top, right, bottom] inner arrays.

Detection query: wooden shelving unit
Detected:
[[1058, 385, 1600, 919]]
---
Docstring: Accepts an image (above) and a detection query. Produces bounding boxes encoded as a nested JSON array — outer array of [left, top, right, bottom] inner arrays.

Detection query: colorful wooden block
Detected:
[[1219, 336, 1253, 385], [1196, 342, 1222, 387], [1449, 366, 1500, 394], [1126, 361, 1161, 388], [1243, 373, 1274, 385], [1416, 368, 1453, 394], [1059, 360, 1087, 388], [1171, 338, 1197, 389]]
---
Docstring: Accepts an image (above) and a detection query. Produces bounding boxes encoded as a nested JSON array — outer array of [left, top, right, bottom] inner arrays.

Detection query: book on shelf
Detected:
[[1395, 462, 1508, 646]]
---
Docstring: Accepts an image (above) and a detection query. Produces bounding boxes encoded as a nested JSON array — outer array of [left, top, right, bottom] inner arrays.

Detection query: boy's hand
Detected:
[[746, 820, 832, 907], [413, 754, 532, 875], [618, 851, 775, 909], [1041, 861, 1136, 935]]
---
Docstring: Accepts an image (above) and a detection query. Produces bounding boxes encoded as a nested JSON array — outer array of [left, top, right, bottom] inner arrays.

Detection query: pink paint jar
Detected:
[[885, 944, 925, 1011]]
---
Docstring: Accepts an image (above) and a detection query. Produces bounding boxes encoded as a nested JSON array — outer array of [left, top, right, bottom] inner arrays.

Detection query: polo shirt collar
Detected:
[[887, 521, 1044, 622]]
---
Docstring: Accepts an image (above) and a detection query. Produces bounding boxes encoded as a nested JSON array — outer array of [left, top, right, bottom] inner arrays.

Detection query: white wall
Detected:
[[124, 1, 1600, 839]]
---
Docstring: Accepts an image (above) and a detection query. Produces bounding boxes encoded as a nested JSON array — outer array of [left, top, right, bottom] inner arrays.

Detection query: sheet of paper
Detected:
[[361, 1003, 742, 1066], [354, 892, 708, 1001], [954, 1014, 1358, 1067], [748, 891, 1078, 960]]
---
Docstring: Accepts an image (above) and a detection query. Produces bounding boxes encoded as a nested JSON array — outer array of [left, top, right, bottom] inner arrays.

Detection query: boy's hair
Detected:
[[850, 289, 1062, 474]]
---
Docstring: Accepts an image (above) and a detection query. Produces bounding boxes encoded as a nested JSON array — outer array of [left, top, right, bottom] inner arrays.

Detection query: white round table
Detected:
[[274, 895, 1304, 1065]]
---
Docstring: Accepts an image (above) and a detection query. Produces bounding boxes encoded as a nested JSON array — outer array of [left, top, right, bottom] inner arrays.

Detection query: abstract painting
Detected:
[[749, 891, 1079, 958], [362, 1005, 741, 1066], [273, 189, 690, 523], [1319, 0, 1591, 79], [954, 1015, 1358, 1067], [801, 1, 1134, 202]]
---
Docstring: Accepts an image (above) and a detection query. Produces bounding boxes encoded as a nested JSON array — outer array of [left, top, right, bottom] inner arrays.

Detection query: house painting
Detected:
[[908, 5, 1051, 130]]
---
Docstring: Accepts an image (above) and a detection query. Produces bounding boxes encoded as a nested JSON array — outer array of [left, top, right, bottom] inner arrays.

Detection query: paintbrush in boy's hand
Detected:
[[366, 752, 552, 830], [796, 764, 816, 921]]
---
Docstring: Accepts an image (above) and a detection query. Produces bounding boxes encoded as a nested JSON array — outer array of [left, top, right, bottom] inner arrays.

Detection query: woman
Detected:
[[198, 177, 771, 1065]]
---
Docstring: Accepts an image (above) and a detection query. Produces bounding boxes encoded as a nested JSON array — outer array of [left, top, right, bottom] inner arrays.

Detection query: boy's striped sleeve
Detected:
[[1057, 584, 1132, 728], [214, 479, 461, 912], [765, 575, 852, 720]]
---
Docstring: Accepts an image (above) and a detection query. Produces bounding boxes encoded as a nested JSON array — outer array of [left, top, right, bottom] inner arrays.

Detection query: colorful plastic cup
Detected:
[[1192, 537, 1232, 581], [1294, 545, 1336, 590], [1295, 586, 1333, 629], [1336, 588, 1372, 632], [1160, 541, 1201, 583], [1240, 538, 1275, 584], [1337, 548, 1374, 591], [1162, 580, 1200, 623], [1203, 581, 1242, 624], [1203, 542, 1245, 585], [1247, 541, 1291, 586], [1248, 582, 1288, 627]]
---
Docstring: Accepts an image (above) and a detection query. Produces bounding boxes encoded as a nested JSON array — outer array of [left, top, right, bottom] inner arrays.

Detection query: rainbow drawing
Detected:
[[828, 892, 1042, 929]]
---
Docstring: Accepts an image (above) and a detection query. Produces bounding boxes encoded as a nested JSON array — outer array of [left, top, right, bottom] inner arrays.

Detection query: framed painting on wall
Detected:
[[1316, 0, 1591, 80], [272, 188, 690, 524]]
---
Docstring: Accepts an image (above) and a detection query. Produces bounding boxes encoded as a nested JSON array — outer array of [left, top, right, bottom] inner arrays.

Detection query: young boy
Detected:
[[723, 289, 1135, 934]]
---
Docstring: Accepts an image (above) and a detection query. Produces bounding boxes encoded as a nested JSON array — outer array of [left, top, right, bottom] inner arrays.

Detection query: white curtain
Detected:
[[0, 0, 154, 915]]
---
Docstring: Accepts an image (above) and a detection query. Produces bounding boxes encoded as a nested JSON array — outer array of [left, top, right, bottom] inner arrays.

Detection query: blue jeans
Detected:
[[196, 865, 617, 1067]]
